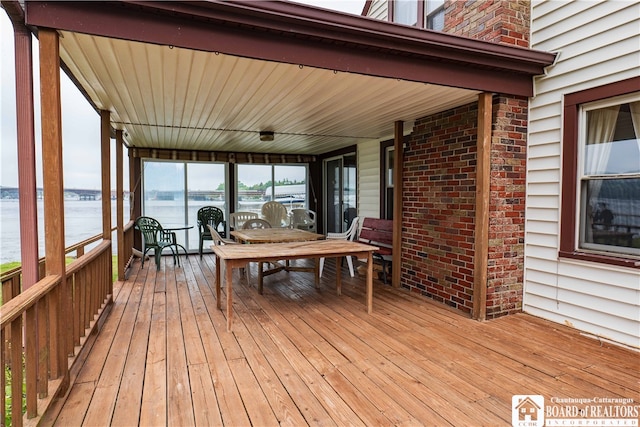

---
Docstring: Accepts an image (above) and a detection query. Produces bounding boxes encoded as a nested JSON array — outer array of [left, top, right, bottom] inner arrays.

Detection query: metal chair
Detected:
[[242, 218, 272, 229], [319, 216, 359, 277], [229, 211, 259, 230], [197, 206, 226, 259], [261, 201, 288, 227], [135, 216, 178, 270], [291, 208, 316, 232]]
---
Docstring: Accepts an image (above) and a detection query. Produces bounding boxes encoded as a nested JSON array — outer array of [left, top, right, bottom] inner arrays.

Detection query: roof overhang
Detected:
[[13, 0, 556, 155]]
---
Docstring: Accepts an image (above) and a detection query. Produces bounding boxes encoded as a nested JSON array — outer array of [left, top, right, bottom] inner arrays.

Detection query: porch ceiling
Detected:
[[20, 0, 555, 156], [59, 30, 479, 154]]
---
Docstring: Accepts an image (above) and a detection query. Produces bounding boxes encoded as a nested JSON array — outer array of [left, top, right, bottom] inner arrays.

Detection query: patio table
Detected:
[[211, 239, 379, 331], [231, 228, 324, 287]]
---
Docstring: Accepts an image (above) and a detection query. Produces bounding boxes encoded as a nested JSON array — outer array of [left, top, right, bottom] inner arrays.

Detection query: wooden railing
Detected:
[[1, 221, 135, 303], [120, 221, 135, 279], [0, 220, 136, 426]]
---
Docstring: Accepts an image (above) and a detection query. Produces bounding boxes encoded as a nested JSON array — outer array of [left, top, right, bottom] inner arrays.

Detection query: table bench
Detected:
[[358, 217, 393, 284], [211, 239, 379, 331]]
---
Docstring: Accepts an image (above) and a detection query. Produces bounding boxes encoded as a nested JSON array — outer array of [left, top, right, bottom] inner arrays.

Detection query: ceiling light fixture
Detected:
[[259, 131, 274, 142]]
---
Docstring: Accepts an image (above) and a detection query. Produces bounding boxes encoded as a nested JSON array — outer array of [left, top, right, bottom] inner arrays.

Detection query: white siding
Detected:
[[366, 0, 389, 21], [357, 140, 381, 220], [527, 0, 640, 348]]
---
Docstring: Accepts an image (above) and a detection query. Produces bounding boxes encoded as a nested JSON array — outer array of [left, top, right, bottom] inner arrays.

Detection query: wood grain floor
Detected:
[[52, 254, 639, 426]]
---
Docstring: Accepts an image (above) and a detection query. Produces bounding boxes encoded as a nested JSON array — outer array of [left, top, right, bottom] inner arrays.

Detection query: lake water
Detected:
[[1, 198, 238, 264], [0, 199, 131, 264]]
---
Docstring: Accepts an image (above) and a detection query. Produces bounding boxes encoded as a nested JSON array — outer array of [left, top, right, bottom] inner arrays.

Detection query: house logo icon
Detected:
[[512, 395, 544, 427]]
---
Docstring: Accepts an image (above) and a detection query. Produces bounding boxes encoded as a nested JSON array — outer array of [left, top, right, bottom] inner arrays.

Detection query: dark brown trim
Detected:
[[559, 76, 640, 269], [25, 1, 555, 97], [417, 1, 425, 29], [362, 0, 373, 17], [379, 139, 394, 219], [228, 164, 237, 216], [559, 251, 640, 269], [387, 0, 395, 23], [130, 152, 142, 251], [130, 148, 316, 164], [116, 130, 125, 281], [392, 121, 404, 288]]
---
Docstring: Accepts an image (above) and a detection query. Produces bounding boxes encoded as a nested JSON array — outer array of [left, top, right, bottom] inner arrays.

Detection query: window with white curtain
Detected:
[[579, 94, 640, 256], [393, 0, 418, 26]]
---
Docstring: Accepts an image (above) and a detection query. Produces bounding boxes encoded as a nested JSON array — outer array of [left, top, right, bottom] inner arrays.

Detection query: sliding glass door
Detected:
[[324, 154, 356, 233], [142, 160, 226, 252]]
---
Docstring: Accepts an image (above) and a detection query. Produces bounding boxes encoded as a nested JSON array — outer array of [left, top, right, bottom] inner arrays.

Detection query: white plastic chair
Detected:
[[261, 201, 288, 227], [319, 216, 359, 278], [291, 209, 316, 232], [229, 211, 258, 230]]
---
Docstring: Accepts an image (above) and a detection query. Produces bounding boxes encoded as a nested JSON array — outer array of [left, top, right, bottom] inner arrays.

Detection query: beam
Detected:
[[392, 121, 403, 288], [472, 93, 492, 320], [24, 1, 555, 97]]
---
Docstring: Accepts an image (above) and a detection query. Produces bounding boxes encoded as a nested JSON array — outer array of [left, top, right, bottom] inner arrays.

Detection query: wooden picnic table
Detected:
[[231, 227, 325, 286], [231, 227, 324, 244], [211, 239, 379, 331]]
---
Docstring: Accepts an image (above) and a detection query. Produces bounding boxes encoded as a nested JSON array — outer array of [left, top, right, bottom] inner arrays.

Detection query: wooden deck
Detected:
[[50, 254, 639, 426]]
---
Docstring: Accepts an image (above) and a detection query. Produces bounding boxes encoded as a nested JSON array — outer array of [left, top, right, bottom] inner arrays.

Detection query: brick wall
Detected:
[[486, 95, 527, 318], [402, 103, 478, 313], [443, 0, 530, 47], [402, 96, 527, 317]]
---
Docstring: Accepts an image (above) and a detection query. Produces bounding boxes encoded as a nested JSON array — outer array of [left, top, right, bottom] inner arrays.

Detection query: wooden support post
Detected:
[[116, 130, 125, 280], [12, 17, 39, 289], [39, 28, 67, 379], [100, 110, 113, 293], [101, 110, 112, 240], [392, 120, 404, 288], [473, 93, 492, 321], [130, 153, 142, 250]]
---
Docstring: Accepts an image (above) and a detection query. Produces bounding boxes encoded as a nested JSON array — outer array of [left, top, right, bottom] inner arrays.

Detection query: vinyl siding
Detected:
[[366, 0, 389, 21], [526, 0, 640, 348], [357, 140, 381, 220]]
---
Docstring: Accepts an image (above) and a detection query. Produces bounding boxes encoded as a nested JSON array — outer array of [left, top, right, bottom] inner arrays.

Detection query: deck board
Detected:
[[53, 254, 640, 426]]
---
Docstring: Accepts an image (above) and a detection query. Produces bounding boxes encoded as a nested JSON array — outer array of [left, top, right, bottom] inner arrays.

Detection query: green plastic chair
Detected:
[[197, 206, 227, 259], [135, 216, 177, 270]]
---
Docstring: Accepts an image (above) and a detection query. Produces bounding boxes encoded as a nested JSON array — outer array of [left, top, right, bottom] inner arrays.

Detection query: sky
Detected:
[[0, 1, 365, 191]]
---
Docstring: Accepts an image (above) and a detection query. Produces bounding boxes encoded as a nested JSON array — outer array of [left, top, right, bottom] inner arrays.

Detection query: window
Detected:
[[425, 0, 444, 30], [393, 0, 418, 26], [579, 98, 640, 256], [560, 78, 640, 267], [236, 164, 308, 216], [390, 0, 444, 30]]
